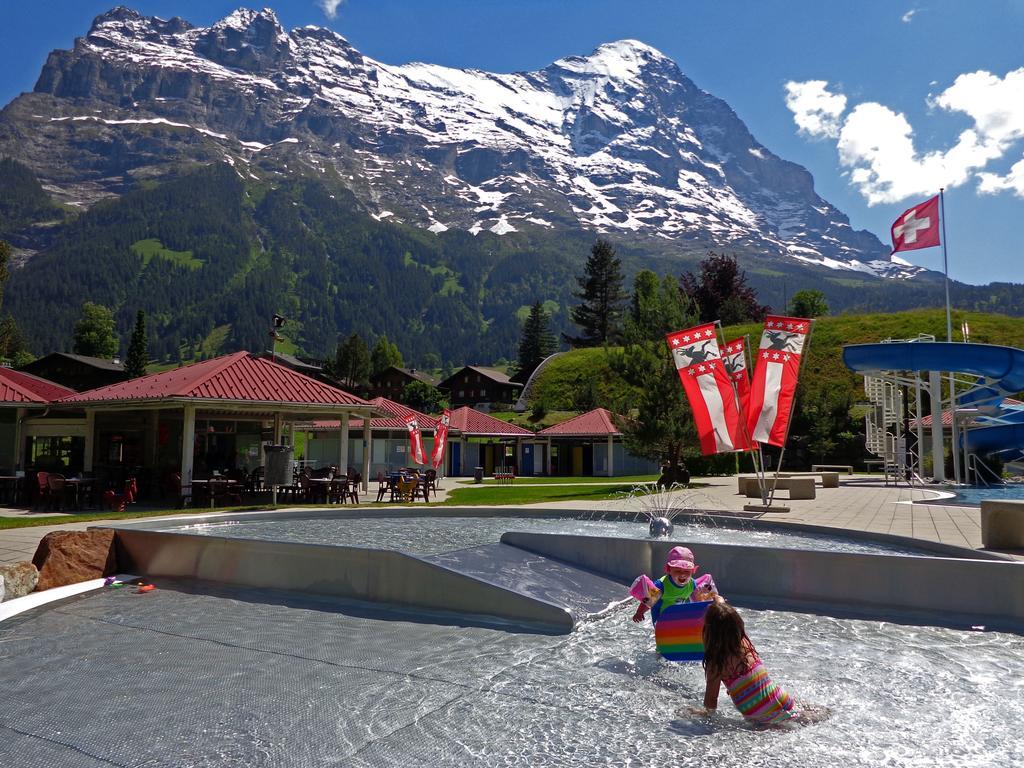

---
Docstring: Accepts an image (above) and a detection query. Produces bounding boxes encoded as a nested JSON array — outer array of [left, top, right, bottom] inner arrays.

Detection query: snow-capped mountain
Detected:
[[1, 6, 915, 278]]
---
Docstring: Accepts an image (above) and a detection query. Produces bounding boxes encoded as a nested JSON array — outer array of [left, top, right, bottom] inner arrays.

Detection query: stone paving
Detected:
[[0, 475, 1017, 567]]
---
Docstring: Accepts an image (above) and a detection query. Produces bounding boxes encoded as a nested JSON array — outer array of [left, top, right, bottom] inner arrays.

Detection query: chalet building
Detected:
[[534, 408, 658, 477], [18, 352, 128, 393], [439, 366, 520, 409], [371, 366, 439, 401]]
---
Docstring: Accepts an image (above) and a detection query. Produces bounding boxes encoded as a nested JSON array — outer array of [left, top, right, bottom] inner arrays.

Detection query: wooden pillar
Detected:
[[273, 412, 283, 444], [145, 410, 159, 468], [607, 434, 615, 477], [83, 410, 96, 472], [181, 404, 196, 494], [362, 417, 371, 491], [338, 411, 349, 473]]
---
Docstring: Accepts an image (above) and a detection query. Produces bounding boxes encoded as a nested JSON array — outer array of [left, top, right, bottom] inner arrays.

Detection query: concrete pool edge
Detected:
[[502, 532, 1024, 635]]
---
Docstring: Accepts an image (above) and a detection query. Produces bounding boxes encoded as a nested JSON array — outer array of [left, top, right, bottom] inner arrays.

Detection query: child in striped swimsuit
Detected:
[[699, 600, 811, 726]]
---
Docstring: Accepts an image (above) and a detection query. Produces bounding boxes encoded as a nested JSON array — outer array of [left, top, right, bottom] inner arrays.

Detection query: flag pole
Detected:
[[940, 188, 962, 484], [715, 324, 766, 504], [747, 332, 771, 505]]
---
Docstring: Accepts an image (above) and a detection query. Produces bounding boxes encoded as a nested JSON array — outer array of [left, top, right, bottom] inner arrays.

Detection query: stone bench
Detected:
[[743, 476, 816, 500], [737, 473, 837, 495], [981, 499, 1024, 549], [811, 464, 854, 475]]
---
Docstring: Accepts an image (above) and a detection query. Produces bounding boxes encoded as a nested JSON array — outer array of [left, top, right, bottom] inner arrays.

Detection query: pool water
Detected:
[[165, 515, 938, 557], [2, 581, 1021, 767], [950, 485, 1024, 506]]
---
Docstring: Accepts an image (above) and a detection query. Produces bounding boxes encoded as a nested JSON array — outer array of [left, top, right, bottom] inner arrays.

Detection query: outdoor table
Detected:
[[0, 475, 23, 506], [305, 477, 335, 504], [64, 478, 94, 509], [191, 478, 239, 508]]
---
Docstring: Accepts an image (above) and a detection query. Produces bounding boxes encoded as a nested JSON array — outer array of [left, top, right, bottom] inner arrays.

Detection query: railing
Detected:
[[967, 453, 1003, 487]]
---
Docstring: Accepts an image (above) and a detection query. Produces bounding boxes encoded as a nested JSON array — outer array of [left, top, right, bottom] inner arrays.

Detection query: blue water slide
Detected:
[[842, 342, 1024, 395], [843, 341, 1024, 458]]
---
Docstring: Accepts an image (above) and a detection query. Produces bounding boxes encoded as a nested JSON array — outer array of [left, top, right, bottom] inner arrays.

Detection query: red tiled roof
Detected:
[[448, 406, 532, 437], [57, 352, 372, 408], [302, 398, 438, 432], [537, 408, 622, 437], [0, 367, 75, 404]]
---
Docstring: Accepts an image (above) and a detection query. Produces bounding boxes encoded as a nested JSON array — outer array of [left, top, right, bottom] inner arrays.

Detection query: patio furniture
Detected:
[[395, 477, 417, 502], [424, 469, 438, 495], [34, 471, 50, 510], [47, 473, 73, 510], [64, 477, 95, 510], [346, 472, 361, 504], [375, 472, 389, 502]]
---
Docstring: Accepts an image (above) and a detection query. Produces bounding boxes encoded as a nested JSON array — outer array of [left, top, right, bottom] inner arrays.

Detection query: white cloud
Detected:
[[318, 0, 344, 19], [784, 80, 847, 139], [978, 155, 1024, 196], [786, 67, 1024, 204], [901, 9, 918, 23]]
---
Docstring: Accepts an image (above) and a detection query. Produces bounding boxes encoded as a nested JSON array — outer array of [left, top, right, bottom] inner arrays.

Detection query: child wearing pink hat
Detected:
[[631, 545, 718, 624]]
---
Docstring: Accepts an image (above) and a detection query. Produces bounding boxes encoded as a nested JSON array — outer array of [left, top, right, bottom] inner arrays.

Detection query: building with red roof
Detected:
[[48, 352, 379, 495], [534, 408, 656, 477], [0, 368, 76, 478]]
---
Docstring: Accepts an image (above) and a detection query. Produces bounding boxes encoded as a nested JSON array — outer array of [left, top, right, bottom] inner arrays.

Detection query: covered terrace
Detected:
[[447, 406, 532, 477], [54, 352, 379, 499]]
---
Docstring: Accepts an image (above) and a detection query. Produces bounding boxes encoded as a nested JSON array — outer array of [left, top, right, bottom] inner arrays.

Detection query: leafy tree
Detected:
[[400, 380, 447, 414], [564, 238, 628, 347], [611, 271, 700, 478], [334, 333, 371, 391], [789, 289, 829, 318], [72, 302, 119, 359], [370, 335, 404, 378], [0, 314, 32, 366], [681, 252, 769, 325], [516, 301, 558, 381], [124, 310, 148, 378]]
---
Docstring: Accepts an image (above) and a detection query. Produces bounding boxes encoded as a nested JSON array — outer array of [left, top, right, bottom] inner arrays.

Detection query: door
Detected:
[[521, 444, 534, 476], [571, 446, 583, 476], [451, 442, 461, 476]]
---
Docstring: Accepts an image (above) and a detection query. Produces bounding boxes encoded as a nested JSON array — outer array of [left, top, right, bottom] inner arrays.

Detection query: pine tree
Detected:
[[564, 238, 628, 347], [516, 302, 557, 381], [124, 310, 148, 378], [72, 302, 119, 359]]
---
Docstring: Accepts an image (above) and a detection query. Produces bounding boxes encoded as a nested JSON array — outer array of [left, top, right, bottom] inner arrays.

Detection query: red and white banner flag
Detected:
[[404, 414, 426, 465], [667, 323, 749, 455], [891, 195, 940, 253], [747, 315, 812, 447], [723, 337, 751, 420], [430, 408, 451, 469]]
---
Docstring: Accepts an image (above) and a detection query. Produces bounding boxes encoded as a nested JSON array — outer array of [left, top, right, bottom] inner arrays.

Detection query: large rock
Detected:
[[32, 529, 118, 591], [0, 561, 40, 601]]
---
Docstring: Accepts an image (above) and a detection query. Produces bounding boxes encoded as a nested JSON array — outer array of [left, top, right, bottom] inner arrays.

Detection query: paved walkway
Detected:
[[0, 476, 1017, 566]]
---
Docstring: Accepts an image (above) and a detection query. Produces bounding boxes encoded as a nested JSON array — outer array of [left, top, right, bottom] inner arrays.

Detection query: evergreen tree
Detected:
[[124, 309, 148, 378], [516, 301, 558, 381], [72, 302, 119, 359], [681, 252, 769, 325], [564, 238, 628, 347], [611, 271, 699, 479], [370, 335, 404, 378], [334, 333, 371, 392]]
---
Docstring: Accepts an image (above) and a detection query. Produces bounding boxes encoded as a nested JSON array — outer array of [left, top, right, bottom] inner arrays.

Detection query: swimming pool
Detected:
[[162, 514, 941, 557], [946, 485, 1024, 506], [2, 580, 1021, 767]]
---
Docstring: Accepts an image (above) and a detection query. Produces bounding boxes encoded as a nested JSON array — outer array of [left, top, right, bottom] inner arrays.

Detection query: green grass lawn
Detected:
[[444, 484, 638, 505], [456, 474, 657, 485]]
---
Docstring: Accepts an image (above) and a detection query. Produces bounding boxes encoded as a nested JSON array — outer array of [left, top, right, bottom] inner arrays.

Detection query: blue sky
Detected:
[[2, 0, 1022, 285]]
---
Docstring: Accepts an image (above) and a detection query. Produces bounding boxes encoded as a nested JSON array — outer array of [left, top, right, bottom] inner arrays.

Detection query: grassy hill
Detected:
[[523, 309, 1024, 466]]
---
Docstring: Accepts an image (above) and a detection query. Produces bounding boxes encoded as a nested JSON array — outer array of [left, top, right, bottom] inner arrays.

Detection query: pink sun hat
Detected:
[[665, 545, 696, 572]]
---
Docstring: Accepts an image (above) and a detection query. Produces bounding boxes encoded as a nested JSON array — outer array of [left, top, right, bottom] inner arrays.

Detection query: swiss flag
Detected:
[[747, 315, 812, 447], [666, 324, 750, 455], [891, 195, 940, 253]]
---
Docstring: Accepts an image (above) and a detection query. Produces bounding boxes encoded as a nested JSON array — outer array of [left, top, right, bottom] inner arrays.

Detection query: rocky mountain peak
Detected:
[[196, 7, 291, 73]]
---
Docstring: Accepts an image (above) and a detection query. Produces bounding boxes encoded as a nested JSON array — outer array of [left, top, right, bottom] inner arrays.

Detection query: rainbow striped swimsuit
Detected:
[[725, 662, 794, 725]]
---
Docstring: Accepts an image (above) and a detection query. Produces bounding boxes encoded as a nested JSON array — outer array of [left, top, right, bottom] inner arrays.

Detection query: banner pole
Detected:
[[716, 323, 764, 502], [766, 318, 815, 507]]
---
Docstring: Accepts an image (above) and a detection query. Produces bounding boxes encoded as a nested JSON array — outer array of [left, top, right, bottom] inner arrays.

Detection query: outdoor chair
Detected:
[[47, 473, 73, 511], [34, 471, 50, 510], [396, 477, 417, 503], [375, 472, 389, 502], [102, 478, 137, 513], [346, 472, 361, 504], [424, 469, 438, 495]]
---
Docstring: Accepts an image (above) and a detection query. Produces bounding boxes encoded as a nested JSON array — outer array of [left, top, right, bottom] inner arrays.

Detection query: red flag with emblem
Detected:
[[667, 323, 750, 455], [891, 195, 940, 253], [430, 408, 451, 469], [404, 413, 426, 465], [747, 315, 812, 447], [723, 337, 751, 420]]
